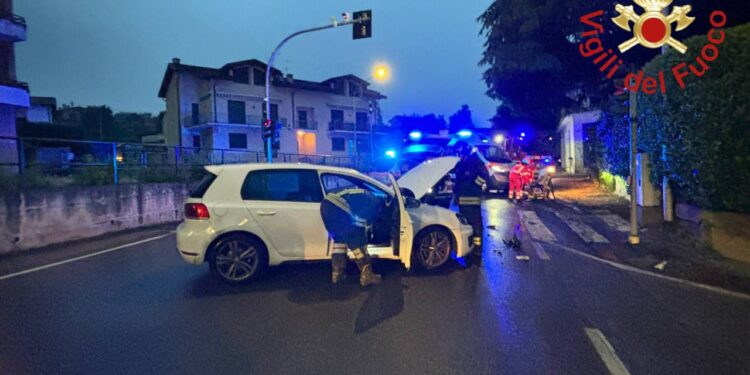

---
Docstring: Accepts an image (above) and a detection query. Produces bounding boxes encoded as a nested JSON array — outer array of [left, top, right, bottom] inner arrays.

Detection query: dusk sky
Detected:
[[16, 0, 496, 126]]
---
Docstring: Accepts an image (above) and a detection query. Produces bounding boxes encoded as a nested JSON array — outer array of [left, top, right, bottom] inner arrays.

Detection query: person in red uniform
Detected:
[[520, 157, 535, 198], [509, 159, 526, 202]]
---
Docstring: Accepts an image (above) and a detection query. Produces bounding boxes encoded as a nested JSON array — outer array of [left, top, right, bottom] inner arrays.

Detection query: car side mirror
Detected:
[[405, 196, 421, 209]]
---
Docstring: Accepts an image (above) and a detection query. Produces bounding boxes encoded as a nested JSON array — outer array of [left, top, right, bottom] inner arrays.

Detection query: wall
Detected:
[[676, 203, 750, 264], [0, 183, 188, 254]]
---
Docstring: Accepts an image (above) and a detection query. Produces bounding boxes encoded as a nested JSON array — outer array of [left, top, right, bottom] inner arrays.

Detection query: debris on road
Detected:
[[654, 260, 668, 271], [503, 234, 522, 249], [515, 255, 530, 261]]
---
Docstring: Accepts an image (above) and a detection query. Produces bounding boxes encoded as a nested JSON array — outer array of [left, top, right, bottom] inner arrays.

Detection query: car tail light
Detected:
[[184, 203, 210, 220]]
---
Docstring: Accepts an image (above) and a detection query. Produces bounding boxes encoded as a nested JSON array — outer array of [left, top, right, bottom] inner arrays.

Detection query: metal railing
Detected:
[[189, 113, 288, 127], [0, 136, 371, 187], [298, 120, 318, 130]]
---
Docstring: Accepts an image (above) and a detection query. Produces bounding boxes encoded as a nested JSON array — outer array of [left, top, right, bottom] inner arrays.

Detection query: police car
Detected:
[[176, 158, 474, 284]]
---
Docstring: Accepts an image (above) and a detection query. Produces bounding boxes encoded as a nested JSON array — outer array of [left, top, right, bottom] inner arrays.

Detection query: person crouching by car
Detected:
[[320, 188, 394, 286], [453, 141, 489, 254]]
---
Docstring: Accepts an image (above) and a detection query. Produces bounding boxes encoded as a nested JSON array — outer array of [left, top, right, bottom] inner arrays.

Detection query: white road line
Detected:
[[555, 211, 609, 243], [532, 241, 551, 260], [551, 243, 750, 300], [0, 232, 175, 281], [585, 328, 632, 375], [517, 210, 558, 242], [596, 213, 631, 232]]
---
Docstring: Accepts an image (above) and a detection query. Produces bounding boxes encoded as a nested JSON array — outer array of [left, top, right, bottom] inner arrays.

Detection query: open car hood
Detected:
[[397, 156, 459, 200]]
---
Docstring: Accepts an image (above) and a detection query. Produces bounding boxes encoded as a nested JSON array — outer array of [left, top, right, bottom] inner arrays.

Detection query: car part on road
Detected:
[[413, 228, 452, 269], [209, 234, 268, 284]]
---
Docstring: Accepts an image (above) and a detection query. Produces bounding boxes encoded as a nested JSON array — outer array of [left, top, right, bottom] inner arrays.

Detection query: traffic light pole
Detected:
[[264, 17, 364, 163]]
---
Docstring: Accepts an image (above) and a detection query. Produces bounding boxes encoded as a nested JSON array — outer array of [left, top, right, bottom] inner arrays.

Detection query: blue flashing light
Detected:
[[385, 149, 397, 158], [544, 158, 551, 163], [520, 132, 526, 137], [408, 130, 422, 141], [482, 139, 489, 143], [457, 129, 472, 138]]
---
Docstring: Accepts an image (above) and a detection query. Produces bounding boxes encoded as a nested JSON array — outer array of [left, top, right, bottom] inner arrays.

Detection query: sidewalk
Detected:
[[552, 175, 750, 294]]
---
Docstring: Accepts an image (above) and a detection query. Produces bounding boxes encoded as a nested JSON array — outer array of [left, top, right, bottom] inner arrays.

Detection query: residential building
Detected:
[[18, 96, 56, 123], [0, 0, 29, 173], [157, 58, 389, 157]]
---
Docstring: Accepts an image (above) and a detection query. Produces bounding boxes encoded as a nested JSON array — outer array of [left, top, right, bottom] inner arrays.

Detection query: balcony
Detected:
[[329, 121, 390, 133], [186, 113, 287, 128], [329, 121, 370, 132], [0, 14, 27, 42], [0, 80, 29, 107], [298, 120, 318, 130]]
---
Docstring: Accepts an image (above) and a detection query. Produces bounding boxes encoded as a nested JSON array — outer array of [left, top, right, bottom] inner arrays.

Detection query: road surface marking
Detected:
[[517, 210, 558, 242], [0, 232, 174, 281], [596, 213, 631, 232], [585, 328, 632, 375], [532, 241, 550, 260], [550, 243, 750, 300], [555, 211, 609, 243]]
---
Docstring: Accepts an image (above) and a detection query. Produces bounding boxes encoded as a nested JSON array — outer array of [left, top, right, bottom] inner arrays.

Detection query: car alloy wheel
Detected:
[[415, 228, 451, 269], [212, 236, 262, 283]]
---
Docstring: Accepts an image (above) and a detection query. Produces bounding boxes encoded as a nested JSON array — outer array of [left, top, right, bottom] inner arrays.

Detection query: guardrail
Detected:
[[0, 136, 371, 187]]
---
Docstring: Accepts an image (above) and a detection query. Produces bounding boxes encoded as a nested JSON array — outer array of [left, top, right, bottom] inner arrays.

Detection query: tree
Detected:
[[477, 0, 748, 130], [448, 105, 473, 133], [389, 113, 447, 135]]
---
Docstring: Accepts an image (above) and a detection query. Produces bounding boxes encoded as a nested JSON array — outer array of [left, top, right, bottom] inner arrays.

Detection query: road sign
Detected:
[[353, 10, 372, 39]]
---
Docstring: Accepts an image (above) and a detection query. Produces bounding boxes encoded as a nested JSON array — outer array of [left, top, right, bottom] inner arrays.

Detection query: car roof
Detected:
[[205, 162, 360, 176]]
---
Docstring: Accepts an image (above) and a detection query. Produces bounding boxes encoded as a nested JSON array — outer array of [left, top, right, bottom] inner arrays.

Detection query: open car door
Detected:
[[389, 173, 414, 270]]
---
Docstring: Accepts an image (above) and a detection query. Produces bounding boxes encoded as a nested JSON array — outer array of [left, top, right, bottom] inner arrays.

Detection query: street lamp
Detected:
[[372, 63, 390, 83]]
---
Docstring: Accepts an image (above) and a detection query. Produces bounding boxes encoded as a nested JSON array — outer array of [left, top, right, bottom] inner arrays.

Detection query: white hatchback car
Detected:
[[176, 157, 474, 284]]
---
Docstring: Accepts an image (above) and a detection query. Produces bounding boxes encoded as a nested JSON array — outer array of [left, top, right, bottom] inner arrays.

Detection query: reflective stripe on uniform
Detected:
[[352, 215, 368, 228], [325, 194, 352, 215], [474, 176, 486, 186], [458, 197, 481, 205], [351, 248, 364, 260], [332, 243, 348, 254]]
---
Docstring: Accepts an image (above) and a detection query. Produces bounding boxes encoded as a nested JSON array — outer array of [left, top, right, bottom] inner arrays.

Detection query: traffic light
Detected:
[[352, 10, 372, 39], [272, 122, 280, 150], [262, 119, 274, 140]]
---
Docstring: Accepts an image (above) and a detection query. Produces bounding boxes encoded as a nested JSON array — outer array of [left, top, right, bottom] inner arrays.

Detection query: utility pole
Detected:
[[628, 75, 640, 245], [264, 11, 371, 163]]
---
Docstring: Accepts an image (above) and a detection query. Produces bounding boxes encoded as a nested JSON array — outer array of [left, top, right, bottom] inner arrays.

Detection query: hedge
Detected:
[[639, 23, 750, 213]]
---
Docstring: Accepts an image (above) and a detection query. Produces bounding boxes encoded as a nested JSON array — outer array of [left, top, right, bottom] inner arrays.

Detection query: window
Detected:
[[228, 100, 246, 124], [349, 82, 360, 97], [332, 137, 345, 151], [320, 173, 388, 198], [192, 103, 200, 125], [241, 169, 323, 202], [253, 68, 265, 85], [229, 133, 247, 149], [356, 112, 367, 130], [232, 67, 249, 84], [332, 80, 345, 95], [298, 110, 308, 128], [330, 110, 344, 125], [192, 135, 201, 148], [189, 172, 217, 198]]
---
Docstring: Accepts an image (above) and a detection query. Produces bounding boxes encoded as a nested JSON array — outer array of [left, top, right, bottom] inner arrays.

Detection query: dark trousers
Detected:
[[459, 204, 483, 247]]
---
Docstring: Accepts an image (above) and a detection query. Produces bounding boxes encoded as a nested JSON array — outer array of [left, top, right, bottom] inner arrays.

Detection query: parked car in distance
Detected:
[[176, 160, 474, 284]]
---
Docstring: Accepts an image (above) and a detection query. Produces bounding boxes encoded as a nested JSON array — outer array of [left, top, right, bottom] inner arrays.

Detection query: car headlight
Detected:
[[491, 165, 505, 173], [456, 213, 470, 225], [546, 166, 556, 174]]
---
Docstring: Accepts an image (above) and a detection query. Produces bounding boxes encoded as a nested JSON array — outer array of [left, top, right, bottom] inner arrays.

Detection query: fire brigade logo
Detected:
[[612, 0, 695, 53]]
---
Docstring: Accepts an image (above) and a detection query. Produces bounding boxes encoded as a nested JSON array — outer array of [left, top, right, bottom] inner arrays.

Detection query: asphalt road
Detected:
[[1, 198, 749, 375]]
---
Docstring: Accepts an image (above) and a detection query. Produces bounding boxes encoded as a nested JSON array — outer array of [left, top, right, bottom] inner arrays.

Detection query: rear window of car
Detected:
[[189, 171, 217, 198], [241, 169, 323, 202]]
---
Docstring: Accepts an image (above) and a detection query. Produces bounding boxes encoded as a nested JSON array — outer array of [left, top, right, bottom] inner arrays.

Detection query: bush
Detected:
[[639, 23, 750, 212]]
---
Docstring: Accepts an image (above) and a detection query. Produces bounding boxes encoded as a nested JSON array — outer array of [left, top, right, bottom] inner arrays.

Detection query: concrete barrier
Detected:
[[0, 183, 188, 254]]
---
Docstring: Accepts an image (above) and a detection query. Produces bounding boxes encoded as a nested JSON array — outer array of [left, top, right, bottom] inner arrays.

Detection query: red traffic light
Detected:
[[263, 119, 272, 128]]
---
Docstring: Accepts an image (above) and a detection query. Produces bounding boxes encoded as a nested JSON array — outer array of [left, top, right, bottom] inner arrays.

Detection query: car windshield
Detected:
[[477, 145, 512, 163]]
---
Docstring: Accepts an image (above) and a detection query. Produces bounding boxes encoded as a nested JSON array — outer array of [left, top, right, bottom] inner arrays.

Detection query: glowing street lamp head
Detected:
[[372, 63, 390, 82]]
